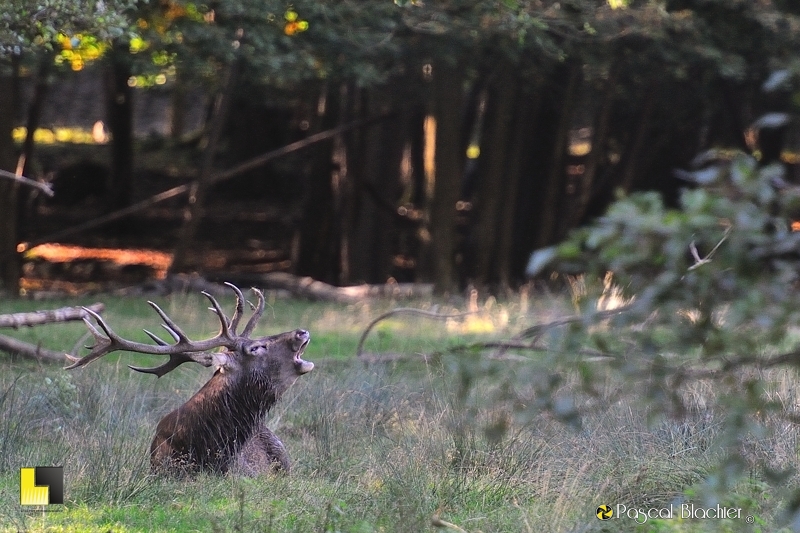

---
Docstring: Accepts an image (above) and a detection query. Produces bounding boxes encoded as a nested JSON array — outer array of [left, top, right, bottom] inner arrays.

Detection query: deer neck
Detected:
[[189, 370, 279, 440]]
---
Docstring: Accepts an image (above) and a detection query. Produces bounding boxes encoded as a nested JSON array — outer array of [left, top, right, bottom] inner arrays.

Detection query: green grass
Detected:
[[0, 291, 531, 364], [0, 292, 797, 532]]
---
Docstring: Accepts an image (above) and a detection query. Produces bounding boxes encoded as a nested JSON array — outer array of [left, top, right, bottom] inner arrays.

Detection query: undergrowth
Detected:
[[0, 291, 797, 532]]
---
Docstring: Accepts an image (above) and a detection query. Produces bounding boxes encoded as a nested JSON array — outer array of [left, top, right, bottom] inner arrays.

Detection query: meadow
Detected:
[[0, 288, 797, 532]]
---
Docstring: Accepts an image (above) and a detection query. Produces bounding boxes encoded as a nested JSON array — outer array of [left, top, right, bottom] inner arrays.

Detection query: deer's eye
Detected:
[[248, 344, 268, 356]]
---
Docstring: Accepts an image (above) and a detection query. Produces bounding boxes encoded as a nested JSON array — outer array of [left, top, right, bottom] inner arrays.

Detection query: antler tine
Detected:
[[224, 282, 246, 334], [147, 300, 190, 343], [128, 354, 213, 377], [201, 291, 236, 341], [160, 324, 181, 342], [66, 293, 243, 373], [143, 329, 170, 346], [64, 309, 121, 369], [240, 288, 265, 337]]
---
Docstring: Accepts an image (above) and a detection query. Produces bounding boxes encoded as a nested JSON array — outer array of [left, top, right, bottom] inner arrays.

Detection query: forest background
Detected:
[[1, 0, 798, 296]]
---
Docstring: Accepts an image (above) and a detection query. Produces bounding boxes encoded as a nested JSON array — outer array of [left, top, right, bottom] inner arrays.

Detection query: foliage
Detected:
[[524, 152, 800, 525], [0, 0, 140, 57]]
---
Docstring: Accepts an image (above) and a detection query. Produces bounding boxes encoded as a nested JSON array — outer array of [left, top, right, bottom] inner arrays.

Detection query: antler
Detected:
[[65, 283, 266, 378]]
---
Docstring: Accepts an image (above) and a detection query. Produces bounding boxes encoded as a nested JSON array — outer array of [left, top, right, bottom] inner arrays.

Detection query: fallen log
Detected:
[[0, 303, 105, 329], [206, 271, 433, 303], [0, 334, 65, 362], [0, 303, 105, 362], [257, 273, 434, 303]]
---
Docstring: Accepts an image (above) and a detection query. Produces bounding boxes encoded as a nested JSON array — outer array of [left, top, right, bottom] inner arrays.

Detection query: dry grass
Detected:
[[0, 292, 799, 531]]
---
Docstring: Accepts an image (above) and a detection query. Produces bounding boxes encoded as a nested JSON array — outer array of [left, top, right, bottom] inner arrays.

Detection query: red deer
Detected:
[[65, 283, 313, 476]]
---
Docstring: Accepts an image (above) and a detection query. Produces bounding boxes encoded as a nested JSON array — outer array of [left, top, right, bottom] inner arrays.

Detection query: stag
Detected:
[[65, 283, 313, 476]]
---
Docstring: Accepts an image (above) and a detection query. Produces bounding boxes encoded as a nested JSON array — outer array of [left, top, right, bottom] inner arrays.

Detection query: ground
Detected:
[[0, 290, 795, 532]]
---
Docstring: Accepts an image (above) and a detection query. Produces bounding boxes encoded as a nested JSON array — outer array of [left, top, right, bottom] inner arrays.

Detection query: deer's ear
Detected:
[[212, 351, 232, 370]]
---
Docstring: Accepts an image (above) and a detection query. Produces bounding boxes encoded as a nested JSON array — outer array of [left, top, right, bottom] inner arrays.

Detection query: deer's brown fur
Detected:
[[150, 329, 310, 475]]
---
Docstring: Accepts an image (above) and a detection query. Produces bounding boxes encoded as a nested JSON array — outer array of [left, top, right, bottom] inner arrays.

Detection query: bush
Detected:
[[519, 152, 800, 524]]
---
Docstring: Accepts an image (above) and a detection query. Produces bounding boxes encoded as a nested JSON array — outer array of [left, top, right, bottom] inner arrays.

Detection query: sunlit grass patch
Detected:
[[12, 125, 107, 145]]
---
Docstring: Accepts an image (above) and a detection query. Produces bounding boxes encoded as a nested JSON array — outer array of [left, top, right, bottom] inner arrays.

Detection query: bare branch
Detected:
[[688, 226, 732, 271], [24, 115, 393, 250], [515, 306, 631, 340], [0, 333, 64, 362], [0, 168, 53, 196], [356, 308, 480, 358], [0, 303, 104, 329]]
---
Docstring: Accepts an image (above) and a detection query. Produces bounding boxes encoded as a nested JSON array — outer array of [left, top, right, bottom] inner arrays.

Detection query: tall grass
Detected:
[[0, 292, 798, 531]]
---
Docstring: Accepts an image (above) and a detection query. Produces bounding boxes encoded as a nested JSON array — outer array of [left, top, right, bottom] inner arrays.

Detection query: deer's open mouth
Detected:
[[293, 335, 313, 374]]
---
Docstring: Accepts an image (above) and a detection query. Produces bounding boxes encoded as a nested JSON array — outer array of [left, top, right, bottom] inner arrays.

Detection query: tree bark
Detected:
[[0, 55, 20, 295], [619, 80, 657, 192], [233, 272, 433, 303], [429, 59, 465, 293], [571, 67, 616, 228], [296, 84, 340, 282], [498, 87, 539, 288], [535, 64, 580, 248], [0, 334, 65, 362], [17, 54, 52, 244], [338, 82, 364, 285], [106, 47, 134, 210], [347, 84, 405, 284], [170, 66, 186, 140], [19, 54, 51, 178], [472, 61, 517, 285]]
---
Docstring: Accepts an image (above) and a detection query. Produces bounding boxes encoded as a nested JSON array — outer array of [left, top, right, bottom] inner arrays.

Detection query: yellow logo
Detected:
[[596, 504, 613, 520], [20, 467, 63, 506]]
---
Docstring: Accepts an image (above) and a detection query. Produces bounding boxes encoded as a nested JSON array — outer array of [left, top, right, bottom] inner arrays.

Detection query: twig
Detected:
[[688, 226, 732, 271], [0, 168, 53, 196], [431, 515, 467, 532], [515, 306, 631, 340], [352, 344, 616, 365], [353, 350, 530, 364], [356, 308, 479, 358]]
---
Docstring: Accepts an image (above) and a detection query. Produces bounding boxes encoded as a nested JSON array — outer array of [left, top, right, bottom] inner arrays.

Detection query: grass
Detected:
[[0, 290, 798, 532]]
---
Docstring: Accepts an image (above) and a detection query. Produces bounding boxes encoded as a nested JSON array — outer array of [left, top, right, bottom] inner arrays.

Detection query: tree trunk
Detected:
[[535, 64, 580, 248], [0, 56, 20, 295], [498, 86, 539, 288], [169, 61, 239, 275], [171, 67, 186, 140], [347, 84, 405, 284], [619, 81, 657, 192], [471, 61, 517, 286], [339, 82, 365, 285], [409, 106, 427, 207], [571, 67, 616, 228], [105, 48, 134, 211], [17, 54, 52, 244], [429, 59, 465, 293], [19, 54, 51, 178], [296, 84, 340, 282]]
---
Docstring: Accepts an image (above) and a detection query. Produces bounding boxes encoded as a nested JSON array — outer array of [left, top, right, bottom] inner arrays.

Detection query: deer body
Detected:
[[66, 284, 313, 477]]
